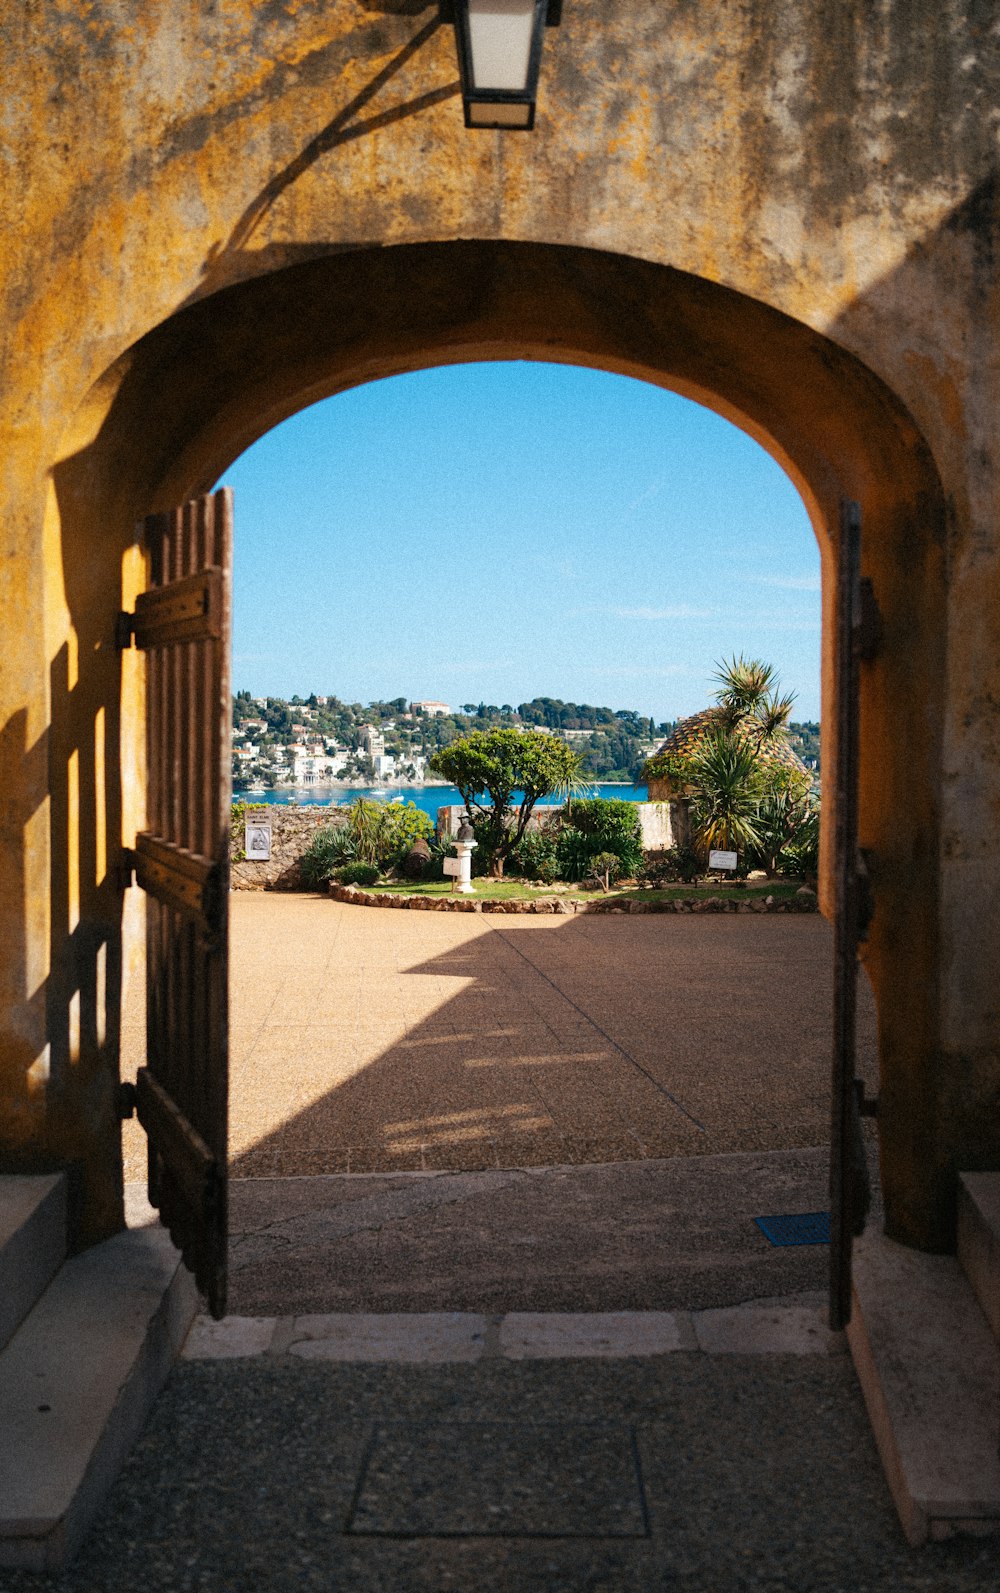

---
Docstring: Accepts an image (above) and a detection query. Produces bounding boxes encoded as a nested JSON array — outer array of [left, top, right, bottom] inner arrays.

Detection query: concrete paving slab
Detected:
[[0, 1226, 197, 1571], [222, 1148, 860, 1316], [957, 1170, 1000, 1342], [182, 1315, 278, 1359], [692, 1302, 846, 1354], [499, 1311, 691, 1359], [0, 1176, 65, 1353], [287, 1312, 489, 1363], [348, 1419, 647, 1539], [847, 1227, 1000, 1545]]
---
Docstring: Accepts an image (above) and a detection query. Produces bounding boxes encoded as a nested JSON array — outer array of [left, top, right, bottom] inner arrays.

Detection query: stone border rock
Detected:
[[329, 883, 819, 916]]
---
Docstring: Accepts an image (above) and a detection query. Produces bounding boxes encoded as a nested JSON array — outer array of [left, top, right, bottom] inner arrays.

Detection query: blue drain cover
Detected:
[[754, 1211, 831, 1247]]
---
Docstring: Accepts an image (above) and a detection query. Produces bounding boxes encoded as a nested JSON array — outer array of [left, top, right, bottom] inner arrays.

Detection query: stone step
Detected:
[[957, 1171, 1000, 1343], [847, 1227, 1000, 1546], [0, 1176, 67, 1354], [0, 1226, 197, 1572]]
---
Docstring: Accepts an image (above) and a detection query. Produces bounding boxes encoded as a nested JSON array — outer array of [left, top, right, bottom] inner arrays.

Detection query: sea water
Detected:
[[234, 783, 649, 820]]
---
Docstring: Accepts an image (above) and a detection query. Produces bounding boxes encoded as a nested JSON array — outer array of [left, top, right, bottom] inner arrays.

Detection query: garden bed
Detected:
[[329, 879, 818, 915]]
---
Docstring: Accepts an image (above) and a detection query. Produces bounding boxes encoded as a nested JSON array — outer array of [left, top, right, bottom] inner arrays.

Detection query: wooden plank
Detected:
[[134, 489, 231, 1318], [133, 832, 219, 927], [135, 1067, 217, 1217], [130, 568, 223, 650], [829, 497, 872, 1331]]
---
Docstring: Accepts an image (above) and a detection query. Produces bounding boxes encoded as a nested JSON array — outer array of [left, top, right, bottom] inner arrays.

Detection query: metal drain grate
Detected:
[[754, 1211, 831, 1247]]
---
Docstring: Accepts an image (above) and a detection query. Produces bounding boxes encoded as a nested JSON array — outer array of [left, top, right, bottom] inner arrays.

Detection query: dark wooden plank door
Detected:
[[122, 489, 232, 1318], [829, 497, 879, 1330]]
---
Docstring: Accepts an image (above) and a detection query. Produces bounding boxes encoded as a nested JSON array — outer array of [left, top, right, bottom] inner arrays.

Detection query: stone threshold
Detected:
[[183, 1301, 844, 1362], [330, 883, 819, 915]]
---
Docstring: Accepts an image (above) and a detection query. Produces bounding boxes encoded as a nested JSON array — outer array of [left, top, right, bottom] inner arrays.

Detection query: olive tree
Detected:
[[429, 729, 582, 877]]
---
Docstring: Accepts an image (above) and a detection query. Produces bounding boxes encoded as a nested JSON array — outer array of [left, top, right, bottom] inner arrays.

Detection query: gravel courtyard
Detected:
[[123, 894, 877, 1183]]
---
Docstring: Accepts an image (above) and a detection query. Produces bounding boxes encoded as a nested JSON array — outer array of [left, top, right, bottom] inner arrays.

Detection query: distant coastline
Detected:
[[234, 782, 650, 818]]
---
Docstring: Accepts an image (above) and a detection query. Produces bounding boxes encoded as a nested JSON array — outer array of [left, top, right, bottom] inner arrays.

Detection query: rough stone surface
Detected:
[[0, 1357, 997, 1591], [692, 1303, 845, 1356], [231, 804, 348, 891], [956, 1171, 1000, 1343], [287, 1313, 488, 1364], [0, 1176, 66, 1354], [181, 1316, 278, 1360], [498, 1312, 690, 1360], [0, 1227, 197, 1572], [847, 1228, 1000, 1545], [218, 1151, 862, 1319]]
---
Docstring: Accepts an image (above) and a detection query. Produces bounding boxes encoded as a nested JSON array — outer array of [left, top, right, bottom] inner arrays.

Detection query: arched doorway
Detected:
[[50, 239, 947, 1260]]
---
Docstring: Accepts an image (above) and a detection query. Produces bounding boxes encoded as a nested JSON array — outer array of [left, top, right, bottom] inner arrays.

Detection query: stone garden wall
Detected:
[[233, 797, 685, 891], [230, 804, 347, 891]]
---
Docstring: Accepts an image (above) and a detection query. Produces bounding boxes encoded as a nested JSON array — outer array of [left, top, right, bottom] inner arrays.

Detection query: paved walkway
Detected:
[[30, 901, 990, 1590], [1, 1349, 994, 1593], [124, 895, 876, 1183], [214, 1148, 857, 1317]]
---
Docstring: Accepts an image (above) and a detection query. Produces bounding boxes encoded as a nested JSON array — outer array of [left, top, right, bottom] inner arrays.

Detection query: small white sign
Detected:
[[442, 856, 461, 877], [245, 823, 272, 861], [708, 849, 737, 871]]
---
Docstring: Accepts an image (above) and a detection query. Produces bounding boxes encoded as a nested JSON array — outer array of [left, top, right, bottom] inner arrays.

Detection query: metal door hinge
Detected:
[[117, 847, 137, 891], [115, 611, 135, 650], [856, 578, 882, 662], [116, 1081, 138, 1120], [856, 1080, 879, 1119], [856, 848, 875, 942]]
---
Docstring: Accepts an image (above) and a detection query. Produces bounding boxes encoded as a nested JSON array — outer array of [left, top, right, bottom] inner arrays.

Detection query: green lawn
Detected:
[[368, 878, 807, 904]]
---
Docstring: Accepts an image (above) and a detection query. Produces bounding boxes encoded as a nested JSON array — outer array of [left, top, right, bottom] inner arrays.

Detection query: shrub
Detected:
[[777, 808, 820, 878], [510, 828, 563, 882], [659, 845, 702, 883], [556, 827, 596, 882], [560, 797, 644, 876], [342, 797, 433, 869], [590, 851, 622, 892], [300, 823, 356, 886], [336, 862, 381, 887]]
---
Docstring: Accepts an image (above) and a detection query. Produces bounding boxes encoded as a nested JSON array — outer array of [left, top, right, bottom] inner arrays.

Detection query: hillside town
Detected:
[[232, 690, 821, 790]]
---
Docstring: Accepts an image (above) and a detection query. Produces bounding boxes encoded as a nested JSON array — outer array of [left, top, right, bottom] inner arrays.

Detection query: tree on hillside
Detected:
[[429, 729, 582, 877]]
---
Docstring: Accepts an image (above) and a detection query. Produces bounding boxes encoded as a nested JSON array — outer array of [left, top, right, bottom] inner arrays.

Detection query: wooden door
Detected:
[[119, 489, 232, 1318], [829, 498, 880, 1330]]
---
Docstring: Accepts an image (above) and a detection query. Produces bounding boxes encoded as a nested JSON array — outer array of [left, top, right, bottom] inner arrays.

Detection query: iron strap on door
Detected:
[[829, 498, 881, 1331], [118, 489, 232, 1318]]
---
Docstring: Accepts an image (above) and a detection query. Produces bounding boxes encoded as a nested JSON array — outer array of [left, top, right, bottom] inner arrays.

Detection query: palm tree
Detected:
[[712, 655, 795, 748], [687, 730, 764, 856]]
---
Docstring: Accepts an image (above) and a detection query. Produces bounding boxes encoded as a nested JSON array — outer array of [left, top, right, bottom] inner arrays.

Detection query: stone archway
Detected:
[[50, 238, 948, 1252]]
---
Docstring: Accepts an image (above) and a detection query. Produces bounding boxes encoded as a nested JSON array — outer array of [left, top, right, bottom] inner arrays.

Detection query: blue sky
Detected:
[[217, 361, 821, 721]]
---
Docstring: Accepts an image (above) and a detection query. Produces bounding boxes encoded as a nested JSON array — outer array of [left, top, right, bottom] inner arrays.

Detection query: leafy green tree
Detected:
[[590, 852, 623, 892], [429, 729, 582, 877]]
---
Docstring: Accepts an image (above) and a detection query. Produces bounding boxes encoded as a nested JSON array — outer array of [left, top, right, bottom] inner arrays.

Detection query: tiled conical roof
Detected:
[[643, 708, 807, 785]]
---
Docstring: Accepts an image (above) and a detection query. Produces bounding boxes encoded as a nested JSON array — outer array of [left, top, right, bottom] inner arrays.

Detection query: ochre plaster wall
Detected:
[[1, 1, 997, 1250]]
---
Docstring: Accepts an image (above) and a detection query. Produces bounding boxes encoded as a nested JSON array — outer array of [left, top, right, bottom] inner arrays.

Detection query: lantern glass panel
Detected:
[[467, 0, 536, 91]]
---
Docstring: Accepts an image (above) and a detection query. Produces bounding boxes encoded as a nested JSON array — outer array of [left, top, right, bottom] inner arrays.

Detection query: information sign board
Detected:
[[245, 823, 272, 861], [442, 856, 461, 877], [708, 849, 737, 871]]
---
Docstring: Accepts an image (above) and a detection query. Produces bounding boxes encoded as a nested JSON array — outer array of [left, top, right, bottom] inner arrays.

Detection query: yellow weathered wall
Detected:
[[1, 1, 997, 1248]]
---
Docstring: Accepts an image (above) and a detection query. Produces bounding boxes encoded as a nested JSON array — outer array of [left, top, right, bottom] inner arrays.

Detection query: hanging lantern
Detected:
[[442, 1, 561, 131]]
